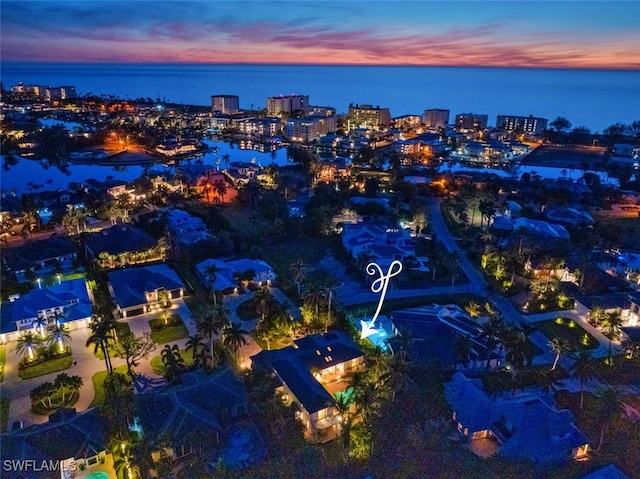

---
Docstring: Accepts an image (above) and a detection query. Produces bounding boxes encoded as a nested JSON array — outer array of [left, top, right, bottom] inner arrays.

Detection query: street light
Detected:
[[56, 273, 62, 285], [36, 278, 42, 289]]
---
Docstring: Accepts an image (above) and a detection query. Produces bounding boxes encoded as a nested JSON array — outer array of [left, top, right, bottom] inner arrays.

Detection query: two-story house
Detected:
[[251, 332, 364, 442], [0, 278, 93, 343]]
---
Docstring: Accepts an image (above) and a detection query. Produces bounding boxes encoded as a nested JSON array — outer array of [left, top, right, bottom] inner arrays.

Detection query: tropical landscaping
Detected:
[[1, 90, 639, 479]]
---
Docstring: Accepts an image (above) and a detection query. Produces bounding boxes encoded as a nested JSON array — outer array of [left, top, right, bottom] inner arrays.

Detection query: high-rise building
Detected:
[[454, 113, 488, 131], [424, 109, 450, 128], [266, 94, 309, 116], [496, 114, 548, 135], [346, 104, 391, 131], [211, 95, 240, 114]]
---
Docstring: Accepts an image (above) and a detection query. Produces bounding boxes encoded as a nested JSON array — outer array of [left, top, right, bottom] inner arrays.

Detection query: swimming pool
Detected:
[[86, 471, 109, 479]]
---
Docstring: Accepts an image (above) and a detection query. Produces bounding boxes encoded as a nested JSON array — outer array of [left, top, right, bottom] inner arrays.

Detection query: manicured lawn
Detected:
[[0, 397, 10, 433], [536, 318, 599, 350], [93, 322, 132, 360], [149, 314, 189, 344], [90, 365, 128, 407], [0, 345, 6, 383], [18, 353, 73, 380], [150, 348, 194, 375]]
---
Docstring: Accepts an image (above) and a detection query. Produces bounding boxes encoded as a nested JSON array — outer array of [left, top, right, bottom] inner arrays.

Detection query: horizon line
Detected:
[[2, 61, 639, 73]]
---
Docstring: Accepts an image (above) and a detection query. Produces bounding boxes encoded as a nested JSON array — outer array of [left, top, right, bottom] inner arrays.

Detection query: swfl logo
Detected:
[[3, 459, 76, 472]]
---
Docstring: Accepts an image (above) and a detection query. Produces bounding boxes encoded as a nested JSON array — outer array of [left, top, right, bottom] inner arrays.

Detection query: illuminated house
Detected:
[[1, 235, 78, 284], [445, 373, 589, 465], [196, 258, 276, 295], [83, 224, 163, 268], [251, 332, 364, 442], [0, 278, 93, 343], [108, 264, 185, 318]]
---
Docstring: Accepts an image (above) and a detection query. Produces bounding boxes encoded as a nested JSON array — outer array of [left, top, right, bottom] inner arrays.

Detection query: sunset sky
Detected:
[[2, 1, 639, 70]]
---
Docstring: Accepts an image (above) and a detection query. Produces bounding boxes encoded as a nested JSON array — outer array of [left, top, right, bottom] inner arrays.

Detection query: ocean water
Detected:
[[2, 63, 639, 134]]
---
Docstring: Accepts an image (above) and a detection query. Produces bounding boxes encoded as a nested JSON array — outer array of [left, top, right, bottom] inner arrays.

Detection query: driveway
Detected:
[[1, 327, 126, 429]]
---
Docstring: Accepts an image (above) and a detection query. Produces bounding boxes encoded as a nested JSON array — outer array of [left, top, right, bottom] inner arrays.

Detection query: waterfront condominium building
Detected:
[[424, 109, 450, 129], [11, 83, 76, 100], [211, 95, 240, 114], [266, 94, 310, 116], [496, 114, 548, 135], [454, 113, 489, 131], [346, 104, 391, 131], [286, 115, 337, 142]]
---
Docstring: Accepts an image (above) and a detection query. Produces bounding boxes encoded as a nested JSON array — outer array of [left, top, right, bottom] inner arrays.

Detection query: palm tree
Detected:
[[47, 324, 72, 354], [15, 331, 42, 362], [30, 382, 53, 408], [161, 344, 185, 384], [322, 277, 340, 330], [445, 250, 460, 295], [596, 386, 625, 450], [503, 329, 535, 375], [34, 316, 48, 339], [380, 354, 410, 402], [549, 337, 573, 371], [478, 198, 495, 229], [113, 441, 141, 479], [202, 263, 220, 305], [185, 333, 206, 366], [290, 260, 306, 297], [223, 322, 248, 364], [214, 182, 227, 204], [537, 370, 565, 394], [464, 301, 481, 318], [196, 307, 223, 367], [479, 314, 505, 369], [601, 310, 624, 365], [588, 306, 607, 327], [568, 350, 595, 410], [67, 375, 83, 401], [253, 287, 274, 324], [333, 391, 354, 464], [304, 283, 326, 318], [453, 335, 473, 369], [86, 315, 115, 374], [30, 382, 55, 408], [54, 373, 72, 403]]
